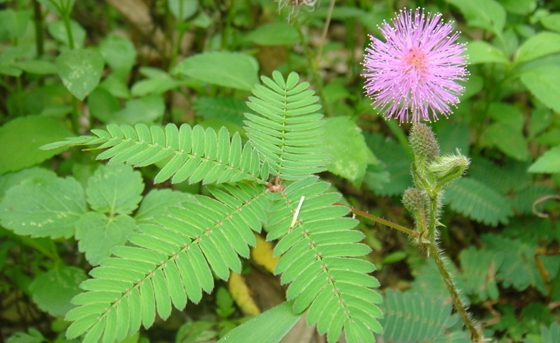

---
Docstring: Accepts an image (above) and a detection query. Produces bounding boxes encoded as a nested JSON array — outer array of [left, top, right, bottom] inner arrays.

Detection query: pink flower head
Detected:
[[362, 9, 468, 123]]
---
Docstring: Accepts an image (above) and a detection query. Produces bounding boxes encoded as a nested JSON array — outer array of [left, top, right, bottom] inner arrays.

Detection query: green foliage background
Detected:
[[0, 0, 559, 342]]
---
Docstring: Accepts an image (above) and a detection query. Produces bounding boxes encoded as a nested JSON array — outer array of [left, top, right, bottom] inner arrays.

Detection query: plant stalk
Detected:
[[336, 203, 420, 240], [426, 241, 483, 342]]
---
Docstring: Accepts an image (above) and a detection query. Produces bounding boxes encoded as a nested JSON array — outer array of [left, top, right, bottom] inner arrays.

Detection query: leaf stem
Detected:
[[317, 0, 335, 63], [336, 203, 418, 239]]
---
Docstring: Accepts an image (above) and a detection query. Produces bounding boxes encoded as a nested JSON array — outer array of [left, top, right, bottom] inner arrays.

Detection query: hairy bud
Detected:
[[402, 187, 427, 213], [409, 122, 440, 163], [428, 150, 470, 187]]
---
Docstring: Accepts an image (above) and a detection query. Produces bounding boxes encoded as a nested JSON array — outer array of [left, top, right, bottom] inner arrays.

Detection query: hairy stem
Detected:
[[426, 242, 483, 342], [425, 190, 482, 340], [336, 203, 419, 239]]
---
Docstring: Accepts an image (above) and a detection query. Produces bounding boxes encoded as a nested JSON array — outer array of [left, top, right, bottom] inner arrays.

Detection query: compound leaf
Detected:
[[266, 176, 382, 343], [244, 71, 330, 180], [42, 124, 267, 185], [444, 177, 513, 226]]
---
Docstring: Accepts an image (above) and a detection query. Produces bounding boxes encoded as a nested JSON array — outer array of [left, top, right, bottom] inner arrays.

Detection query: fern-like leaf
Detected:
[[244, 71, 330, 180], [381, 289, 469, 343], [481, 234, 540, 292], [409, 259, 470, 306], [458, 246, 503, 301], [65, 183, 269, 342], [444, 177, 513, 226], [41, 123, 267, 185], [265, 176, 382, 342]]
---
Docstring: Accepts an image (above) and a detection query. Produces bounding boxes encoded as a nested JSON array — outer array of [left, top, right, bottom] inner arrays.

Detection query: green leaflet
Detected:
[[265, 176, 383, 342], [28, 265, 88, 317], [244, 71, 330, 180], [41, 123, 267, 185], [86, 164, 144, 215], [0, 115, 74, 174], [193, 96, 248, 126], [75, 213, 136, 266], [45, 71, 384, 343], [459, 246, 503, 301], [323, 116, 370, 185], [444, 177, 513, 226], [65, 183, 269, 342], [540, 322, 560, 343], [381, 289, 469, 343], [0, 171, 86, 239], [217, 302, 302, 343], [481, 234, 542, 292], [134, 189, 194, 224], [363, 132, 412, 197]]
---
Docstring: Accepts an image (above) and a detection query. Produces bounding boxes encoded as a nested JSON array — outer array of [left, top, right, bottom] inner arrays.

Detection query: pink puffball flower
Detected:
[[362, 9, 468, 123]]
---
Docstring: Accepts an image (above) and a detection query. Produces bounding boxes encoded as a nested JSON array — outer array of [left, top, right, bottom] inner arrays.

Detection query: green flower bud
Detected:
[[428, 150, 470, 187], [402, 187, 427, 213], [409, 123, 440, 163]]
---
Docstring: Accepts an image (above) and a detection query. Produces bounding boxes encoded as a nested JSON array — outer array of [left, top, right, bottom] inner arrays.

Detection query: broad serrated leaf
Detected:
[[75, 212, 136, 266], [135, 189, 194, 223], [0, 116, 74, 174], [245, 22, 299, 46], [131, 67, 185, 97], [541, 14, 560, 33], [528, 146, 560, 174], [0, 9, 30, 38], [173, 51, 259, 91], [56, 48, 104, 100], [465, 40, 508, 65], [15, 59, 57, 75], [112, 93, 165, 125], [29, 265, 88, 317], [88, 88, 119, 123], [324, 116, 369, 185], [446, 0, 505, 36], [168, 0, 198, 20], [520, 65, 560, 113], [0, 173, 86, 238], [86, 164, 144, 215], [99, 34, 137, 73], [47, 19, 85, 48], [481, 122, 529, 161], [193, 96, 248, 126], [541, 322, 560, 343], [515, 32, 560, 65]]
